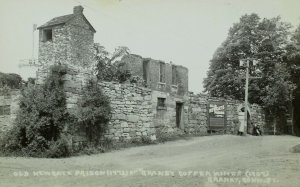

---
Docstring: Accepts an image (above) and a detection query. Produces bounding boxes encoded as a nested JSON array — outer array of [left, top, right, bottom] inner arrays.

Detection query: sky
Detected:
[[0, 0, 300, 93]]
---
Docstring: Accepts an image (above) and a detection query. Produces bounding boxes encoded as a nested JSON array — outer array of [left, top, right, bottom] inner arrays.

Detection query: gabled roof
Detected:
[[38, 14, 74, 29], [37, 13, 96, 33]]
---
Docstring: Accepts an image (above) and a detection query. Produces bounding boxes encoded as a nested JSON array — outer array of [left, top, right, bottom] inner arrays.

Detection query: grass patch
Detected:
[[0, 131, 212, 158]]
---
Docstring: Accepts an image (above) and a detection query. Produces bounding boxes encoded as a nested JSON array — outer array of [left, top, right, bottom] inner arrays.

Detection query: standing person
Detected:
[[238, 107, 245, 135]]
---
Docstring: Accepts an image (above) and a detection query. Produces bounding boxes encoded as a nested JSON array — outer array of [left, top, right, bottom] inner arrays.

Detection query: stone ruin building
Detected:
[[0, 6, 265, 141]]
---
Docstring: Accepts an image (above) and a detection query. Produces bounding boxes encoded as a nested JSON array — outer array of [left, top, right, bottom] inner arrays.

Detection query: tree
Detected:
[[286, 24, 300, 136], [0, 72, 23, 89], [204, 14, 295, 132], [94, 44, 131, 82]]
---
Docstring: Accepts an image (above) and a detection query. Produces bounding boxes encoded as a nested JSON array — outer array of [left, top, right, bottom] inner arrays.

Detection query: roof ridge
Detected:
[[37, 13, 96, 33], [37, 14, 75, 29]]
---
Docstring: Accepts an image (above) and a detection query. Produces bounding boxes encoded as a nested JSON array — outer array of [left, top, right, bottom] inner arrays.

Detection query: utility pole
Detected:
[[32, 24, 36, 61], [244, 60, 249, 135], [19, 24, 39, 68], [239, 58, 261, 136]]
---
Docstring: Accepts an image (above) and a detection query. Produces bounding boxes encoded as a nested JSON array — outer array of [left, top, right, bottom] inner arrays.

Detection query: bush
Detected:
[[21, 136, 48, 157], [16, 64, 68, 143], [130, 76, 147, 87], [130, 137, 142, 145], [46, 136, 71, 158], [156, 127, 186, 143], [0, 126, 22, 155], [140, 136, 153, 144], [0, 64, 72, 157], [77, 79, 111, 144], [0, 72, 23, 89]]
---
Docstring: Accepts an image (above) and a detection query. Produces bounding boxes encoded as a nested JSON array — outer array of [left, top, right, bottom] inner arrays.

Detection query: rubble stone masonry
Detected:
[[0, 89, 20, 136], [0, 83, 265, 140]]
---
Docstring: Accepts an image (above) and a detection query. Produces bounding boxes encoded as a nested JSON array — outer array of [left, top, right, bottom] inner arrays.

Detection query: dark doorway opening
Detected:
[[176, 102, 183, 128]]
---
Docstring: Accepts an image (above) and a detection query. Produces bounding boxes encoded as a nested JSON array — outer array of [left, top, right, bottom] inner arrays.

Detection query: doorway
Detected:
[[176, 102, 183, 128]]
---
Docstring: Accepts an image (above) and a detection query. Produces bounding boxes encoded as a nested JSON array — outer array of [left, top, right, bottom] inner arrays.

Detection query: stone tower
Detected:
[[37, 5, 95, 67], [36, 6, 96, 111]]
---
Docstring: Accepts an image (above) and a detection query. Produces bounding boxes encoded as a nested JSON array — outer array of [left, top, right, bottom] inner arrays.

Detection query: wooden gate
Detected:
[[207, 101, 226, 133]]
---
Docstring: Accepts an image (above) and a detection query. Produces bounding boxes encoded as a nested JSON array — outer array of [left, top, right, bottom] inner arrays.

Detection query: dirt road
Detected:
[[0, 135, 299, 187]]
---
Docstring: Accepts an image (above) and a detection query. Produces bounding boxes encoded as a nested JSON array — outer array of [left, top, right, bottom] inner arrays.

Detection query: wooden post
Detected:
[[244, 60, 249, 135]]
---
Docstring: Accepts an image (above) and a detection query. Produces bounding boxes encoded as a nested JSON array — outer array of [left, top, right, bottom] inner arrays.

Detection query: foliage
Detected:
[[21, 136, 48, 157], [77, 79, 112, 143], [46, 136, 71, 158], [261, 63, 295, 112], [204, 13, 295, 114], [286, 25, 300, 95], [0, 64, 72, 157], [18, 65, 68, 141], [26, 77, 36, 86], [0, 85, 11, 96], [155, 127, 186, 143], [286, 24, 300, 135], [130, 75, 147, 87], [140, 135, 154, 144], [0, 126, 23, 155], [0, 72, 23, 89], [94, 44, 131, 83], [126, 136, 155, 145]]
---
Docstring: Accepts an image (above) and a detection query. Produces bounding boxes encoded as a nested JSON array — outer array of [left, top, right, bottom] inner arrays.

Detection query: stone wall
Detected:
[[97, 82, 265, 140], [0, 81, 266, 140], [96, 81, 191, 140], [119, 54, 189, 96], [67, 15, 94, 67], [186, 92, 265, 135], [0, 89, 20, 136], [250, 104, 265, 133], [175, 65, 188, 96], [62, 66, 93, 114], [120, 54, 144, 78], [98, 81, 190, 141], [225, 100, 240, 134], [150, 90, 188, 132], [38, 25, 69, 66], [186, 93, 208, 134], [99, 82, 156, 141]]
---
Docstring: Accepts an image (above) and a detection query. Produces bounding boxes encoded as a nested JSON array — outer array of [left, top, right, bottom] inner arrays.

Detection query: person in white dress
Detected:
[[238, 107, 245, 135]]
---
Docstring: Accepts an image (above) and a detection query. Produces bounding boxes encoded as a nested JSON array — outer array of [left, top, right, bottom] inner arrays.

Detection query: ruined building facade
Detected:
[[0, 6, 265, 140], [119, 54, 188, 96]]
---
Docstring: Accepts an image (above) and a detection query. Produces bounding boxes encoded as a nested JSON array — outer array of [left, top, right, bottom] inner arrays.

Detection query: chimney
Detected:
[[73, 5, 84, 15]]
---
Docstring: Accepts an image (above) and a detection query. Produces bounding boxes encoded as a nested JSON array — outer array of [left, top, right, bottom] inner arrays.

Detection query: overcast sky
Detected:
[[0, 0, 300, 92]]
